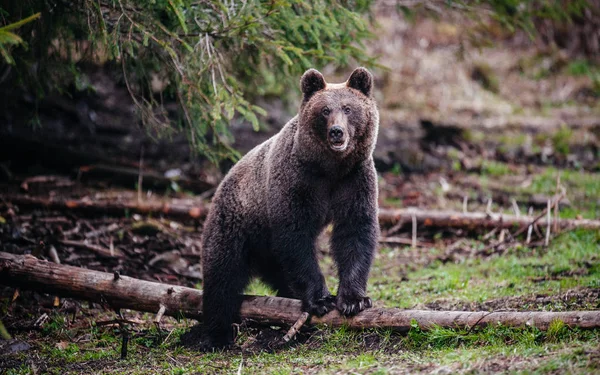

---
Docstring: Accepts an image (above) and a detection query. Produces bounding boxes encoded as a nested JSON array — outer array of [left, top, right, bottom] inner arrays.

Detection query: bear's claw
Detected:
[[337, 296, 372, 316], [306, 295, 336, 317]]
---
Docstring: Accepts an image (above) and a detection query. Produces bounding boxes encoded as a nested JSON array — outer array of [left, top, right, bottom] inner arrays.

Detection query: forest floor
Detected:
[[1, 5, 600, 375]]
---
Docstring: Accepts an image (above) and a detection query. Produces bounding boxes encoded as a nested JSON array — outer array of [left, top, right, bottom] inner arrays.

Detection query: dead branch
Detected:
[[1, 252, 599, 331], [378, 207, 600, 232], [378, 237, 432, 247], [6, 195, 600, 232], [511, 191, 566, 238], [58, 239, 124, 259], [5, 195, 207, 221], [282, 312, 309, 342]]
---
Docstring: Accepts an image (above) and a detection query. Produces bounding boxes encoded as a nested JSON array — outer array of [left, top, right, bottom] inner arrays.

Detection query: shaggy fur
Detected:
[[201, 67, 380, 348]]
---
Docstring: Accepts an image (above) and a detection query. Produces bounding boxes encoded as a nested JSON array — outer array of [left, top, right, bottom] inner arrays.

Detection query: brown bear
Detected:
[[200, 67, 379, 349]]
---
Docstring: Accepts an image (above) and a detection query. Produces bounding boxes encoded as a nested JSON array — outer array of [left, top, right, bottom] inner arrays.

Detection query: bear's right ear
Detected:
[[347, 67, 373, 97], [300, 69, 326, 100]]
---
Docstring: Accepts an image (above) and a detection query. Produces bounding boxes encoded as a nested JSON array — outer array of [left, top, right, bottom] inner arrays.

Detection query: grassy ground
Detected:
[[2, 158, 599, 375], [3, 223, 599, 374]]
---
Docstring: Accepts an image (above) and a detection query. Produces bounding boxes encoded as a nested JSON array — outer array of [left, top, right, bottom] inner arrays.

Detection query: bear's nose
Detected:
[[329, 125, 344, 140]]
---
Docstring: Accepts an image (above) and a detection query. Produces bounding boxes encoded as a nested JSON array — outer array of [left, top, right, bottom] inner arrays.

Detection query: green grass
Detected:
[[527, 167, 599, 219], [370, 230, 600, 309], [245, 279, 277, 296], [480, 160, 512, 177], [8, 320, 598, 374], [468, 163, 599, 219], [528, 168, 599, 198]]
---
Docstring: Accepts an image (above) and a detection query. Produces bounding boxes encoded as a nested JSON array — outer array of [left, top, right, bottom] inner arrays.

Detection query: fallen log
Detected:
[[5, 195, 207, 221], [6, 195, 600, 232], [378, 208, 600, 231], [1, 252, 599, 331]]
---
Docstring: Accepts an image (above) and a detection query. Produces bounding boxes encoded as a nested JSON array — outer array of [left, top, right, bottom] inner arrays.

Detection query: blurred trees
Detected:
[[395, 0, 599, 59], [0, 1, 374, 162], [1, 1, 599, 161]]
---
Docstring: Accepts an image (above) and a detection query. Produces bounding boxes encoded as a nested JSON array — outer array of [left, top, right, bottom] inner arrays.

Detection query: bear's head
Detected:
[[297, 67, 379, 166]]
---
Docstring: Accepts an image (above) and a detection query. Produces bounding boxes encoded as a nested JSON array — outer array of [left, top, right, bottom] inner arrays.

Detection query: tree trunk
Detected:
[[1, 252, 599, 331]]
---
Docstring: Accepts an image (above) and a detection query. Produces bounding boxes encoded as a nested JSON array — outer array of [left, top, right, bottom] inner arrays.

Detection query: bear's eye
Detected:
[[321, 107, 330, 116], [343, 106, 352, 115]]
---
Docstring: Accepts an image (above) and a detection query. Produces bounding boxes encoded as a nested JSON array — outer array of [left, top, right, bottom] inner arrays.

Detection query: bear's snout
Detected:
[[328, 124, 348, 152], [329, 125, 344, 140]]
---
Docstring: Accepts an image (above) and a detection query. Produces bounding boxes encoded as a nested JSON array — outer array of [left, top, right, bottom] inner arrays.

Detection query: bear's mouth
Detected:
[[329, 139, 348, 152]]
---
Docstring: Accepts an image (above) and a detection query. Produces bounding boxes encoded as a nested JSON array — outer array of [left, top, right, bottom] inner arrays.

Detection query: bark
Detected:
[[5, 195, 207, 221], [378, 208, 600, 231], [1, 252, 599, 331], [6, 195, 600, 231]]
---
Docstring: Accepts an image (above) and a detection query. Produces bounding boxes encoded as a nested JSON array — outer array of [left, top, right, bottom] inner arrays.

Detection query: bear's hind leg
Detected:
[[201, 227, 250, 349]]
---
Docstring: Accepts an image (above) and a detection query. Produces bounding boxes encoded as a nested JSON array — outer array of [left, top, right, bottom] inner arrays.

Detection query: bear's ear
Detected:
[[301, 69, 326, 100], [347, 67, 373, 97]]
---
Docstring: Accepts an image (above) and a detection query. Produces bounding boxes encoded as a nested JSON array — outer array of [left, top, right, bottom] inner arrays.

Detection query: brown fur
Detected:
[[200, 67, 380, 349]]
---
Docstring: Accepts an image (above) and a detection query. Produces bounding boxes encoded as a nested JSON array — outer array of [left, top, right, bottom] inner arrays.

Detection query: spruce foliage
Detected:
[[0, 1, 375, 161]]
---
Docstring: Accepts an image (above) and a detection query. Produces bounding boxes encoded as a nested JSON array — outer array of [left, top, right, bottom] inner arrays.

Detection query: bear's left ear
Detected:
[[301, 69, 326, 100], [347, 67, 373, 97]]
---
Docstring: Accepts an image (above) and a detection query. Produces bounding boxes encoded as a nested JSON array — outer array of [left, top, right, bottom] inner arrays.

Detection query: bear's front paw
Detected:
[[336, 295, 372, 316], [304, 295, 336, 317]]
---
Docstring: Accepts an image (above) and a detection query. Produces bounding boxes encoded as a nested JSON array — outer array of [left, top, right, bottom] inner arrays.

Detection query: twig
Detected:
[[481, 228, 497, 241], [48, 245, 61, 264], [466, 311, 495, 334], [95, 318, 145, 327], [486, 197, 493, 215], [554, 173, 561, 233], [526, 207, 533, 244], [512, 191, 566, 238], [411, 214, 417, 249], [545, 199, 551, 247], [379, 236, 432, 247], [58, 239, 124, 258], [162, 328, 176, 345], [511, 198, 520, 218], [155, 304, 166, 326], [382, 217, 406, 237], [282, 312, 309, 342], [498, 229, 506, 243], [483, 192, 565, 253], [62, 223, 81, 237], [237, 356, 244, 375], [85, 223, 120, 239]]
